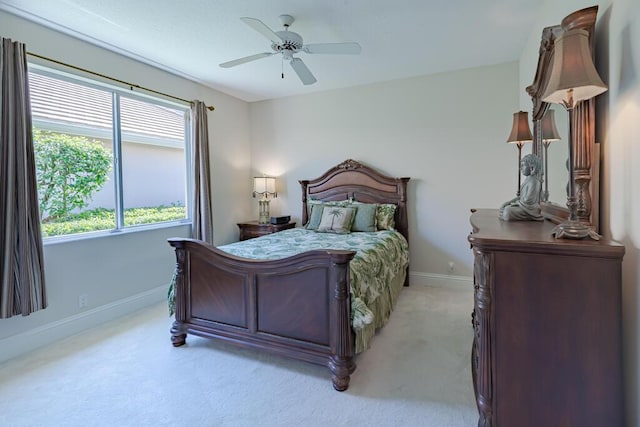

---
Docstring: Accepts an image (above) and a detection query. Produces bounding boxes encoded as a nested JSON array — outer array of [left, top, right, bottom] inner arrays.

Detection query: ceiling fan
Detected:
[[219, 14, 362, 85]]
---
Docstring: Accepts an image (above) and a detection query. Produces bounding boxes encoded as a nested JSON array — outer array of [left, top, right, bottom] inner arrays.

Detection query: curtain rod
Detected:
[[26, 51, 215, 111]]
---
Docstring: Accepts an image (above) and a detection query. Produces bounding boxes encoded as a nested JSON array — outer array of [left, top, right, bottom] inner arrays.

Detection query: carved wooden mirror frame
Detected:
[[526, 6, 600, 231]]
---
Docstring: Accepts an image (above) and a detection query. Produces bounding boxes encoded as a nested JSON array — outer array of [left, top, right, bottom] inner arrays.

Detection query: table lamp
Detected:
[[541, 28, 607, 240], [506, 111, 533, 196], [253, 176, 277, 224], [540, 109, 562, 202]]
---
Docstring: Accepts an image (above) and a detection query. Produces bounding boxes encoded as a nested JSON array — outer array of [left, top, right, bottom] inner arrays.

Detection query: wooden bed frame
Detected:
[[169, 159, 410, 391]]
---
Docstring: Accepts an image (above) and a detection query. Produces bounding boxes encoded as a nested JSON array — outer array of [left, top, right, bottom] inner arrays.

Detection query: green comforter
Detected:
[[218, 228, 409, 353]]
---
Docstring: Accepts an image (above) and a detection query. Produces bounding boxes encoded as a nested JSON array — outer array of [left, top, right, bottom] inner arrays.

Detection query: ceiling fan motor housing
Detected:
[[272, 31, 303, 53]]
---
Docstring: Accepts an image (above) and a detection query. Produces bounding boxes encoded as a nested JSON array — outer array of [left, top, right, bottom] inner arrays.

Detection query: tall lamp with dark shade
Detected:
[[540, 109, 562, 202], [506, 111, 533, 196], [542, 28, 607, 240], [253, 176, 277, 224]]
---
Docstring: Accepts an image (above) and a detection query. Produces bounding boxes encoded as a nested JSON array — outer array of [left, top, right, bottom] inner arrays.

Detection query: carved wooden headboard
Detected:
[[299, 159, 410, 243]]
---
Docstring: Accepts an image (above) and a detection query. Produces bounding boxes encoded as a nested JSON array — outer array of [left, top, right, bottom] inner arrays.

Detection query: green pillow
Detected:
[[376, 204, 397, 231], [305, 204, 324, 230], [317, 207, 356, 234], [349, 202, 377, 232]]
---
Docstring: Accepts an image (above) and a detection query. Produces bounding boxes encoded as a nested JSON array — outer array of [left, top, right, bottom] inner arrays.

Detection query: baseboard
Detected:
[[409, 271, 473, 290], [0, 284, 167, 365]]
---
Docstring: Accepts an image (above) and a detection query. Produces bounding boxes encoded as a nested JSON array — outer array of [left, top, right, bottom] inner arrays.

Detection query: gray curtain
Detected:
[[0, 38, 47, 318], [190, 100, 213, 244]]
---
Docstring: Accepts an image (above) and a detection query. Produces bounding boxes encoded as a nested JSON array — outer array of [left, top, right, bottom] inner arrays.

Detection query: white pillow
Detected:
[[317, 207, 356, 234]]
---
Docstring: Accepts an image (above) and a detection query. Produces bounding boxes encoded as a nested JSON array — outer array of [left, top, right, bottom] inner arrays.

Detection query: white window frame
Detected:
[[28, 64, 193, 243]]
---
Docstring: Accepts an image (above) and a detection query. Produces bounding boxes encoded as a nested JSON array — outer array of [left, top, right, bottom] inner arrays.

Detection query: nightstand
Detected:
[[237, 221, 296, 241]]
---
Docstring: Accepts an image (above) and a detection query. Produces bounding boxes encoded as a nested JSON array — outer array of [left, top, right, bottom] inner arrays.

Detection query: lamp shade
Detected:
[[542, 29, 607, 106], [253, 176, 276, 196], [541, 109, 561, 142], [506, 111, 533, 144]]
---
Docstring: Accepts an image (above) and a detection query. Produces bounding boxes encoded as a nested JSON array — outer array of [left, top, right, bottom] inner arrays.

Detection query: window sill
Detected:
[[42, 219, 192, 246]]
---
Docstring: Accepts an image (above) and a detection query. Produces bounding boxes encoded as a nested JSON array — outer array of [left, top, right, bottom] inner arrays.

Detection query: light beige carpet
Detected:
[[0, 284, 477, 426]]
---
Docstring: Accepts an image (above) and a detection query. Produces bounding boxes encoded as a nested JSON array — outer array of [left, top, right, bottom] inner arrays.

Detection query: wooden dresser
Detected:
[[468, 209, 624, 427]]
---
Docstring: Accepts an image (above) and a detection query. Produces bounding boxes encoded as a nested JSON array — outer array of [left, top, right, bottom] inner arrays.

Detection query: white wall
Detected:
[[0, 10, 252, 360], [249, 62, 520, 278], [520, 1, 640, 425], [88, 142, 187, 211], [119, 142, 185, 208]]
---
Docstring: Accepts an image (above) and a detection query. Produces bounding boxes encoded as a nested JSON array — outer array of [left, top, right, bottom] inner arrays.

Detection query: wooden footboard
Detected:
[[168, 238, 357, 391]]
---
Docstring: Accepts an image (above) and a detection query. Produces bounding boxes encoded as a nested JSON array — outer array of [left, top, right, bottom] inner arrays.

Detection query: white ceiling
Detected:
[[0, 0, 544, 102]]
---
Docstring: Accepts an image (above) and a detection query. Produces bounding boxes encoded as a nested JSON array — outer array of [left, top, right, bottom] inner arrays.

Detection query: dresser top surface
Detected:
[[469, 209, 625, 258]]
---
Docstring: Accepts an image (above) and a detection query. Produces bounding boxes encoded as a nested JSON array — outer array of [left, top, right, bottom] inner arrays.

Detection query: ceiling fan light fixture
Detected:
[[282, 51, 293, 61]]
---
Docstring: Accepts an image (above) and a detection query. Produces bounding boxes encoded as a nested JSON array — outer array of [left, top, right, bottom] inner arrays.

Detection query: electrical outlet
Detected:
[[78, 294, 88, 308], [448, 262, 455, 273]]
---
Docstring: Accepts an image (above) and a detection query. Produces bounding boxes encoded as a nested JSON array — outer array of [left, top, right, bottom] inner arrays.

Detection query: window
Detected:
[[28, 67, 191, 238]]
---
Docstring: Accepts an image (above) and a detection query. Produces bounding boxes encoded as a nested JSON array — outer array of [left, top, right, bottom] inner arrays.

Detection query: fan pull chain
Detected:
[[281, 55, 284, 79]]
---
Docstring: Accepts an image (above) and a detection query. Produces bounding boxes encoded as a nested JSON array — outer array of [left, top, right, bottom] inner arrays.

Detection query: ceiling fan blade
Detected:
[[240, 17, 283, 44], [290, 58, 317, 85], [219, 52, 275, 68], [303, 42, 362, 55]]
